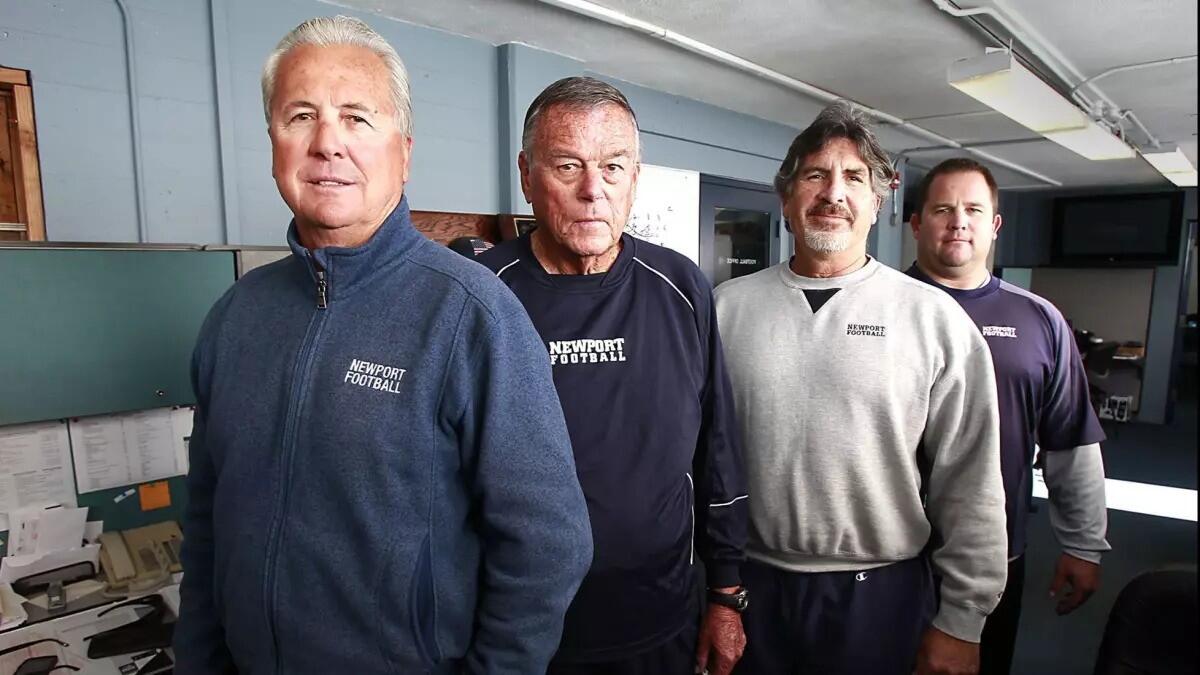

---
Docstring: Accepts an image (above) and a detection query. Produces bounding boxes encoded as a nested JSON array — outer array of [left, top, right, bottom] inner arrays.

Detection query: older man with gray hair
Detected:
[[479, 76, 749, 675], [715, 101, 1008, 675], [174, 16, 592, 674]]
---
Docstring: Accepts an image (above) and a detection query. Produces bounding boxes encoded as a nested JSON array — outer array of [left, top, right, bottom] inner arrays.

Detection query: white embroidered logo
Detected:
[[547, 338, 627, 366], [855, 572, 868, 582], [343, 358, 406, 394], [982, 325, 1018, 339]]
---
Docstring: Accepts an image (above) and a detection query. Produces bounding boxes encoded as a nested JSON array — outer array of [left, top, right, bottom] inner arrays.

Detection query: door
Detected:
[[699, 176, 785, 286]]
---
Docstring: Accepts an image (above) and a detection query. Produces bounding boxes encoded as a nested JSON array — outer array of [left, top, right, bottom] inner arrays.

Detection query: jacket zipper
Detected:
[[315, 268, 328, 309], [262, 256, 330, 673]]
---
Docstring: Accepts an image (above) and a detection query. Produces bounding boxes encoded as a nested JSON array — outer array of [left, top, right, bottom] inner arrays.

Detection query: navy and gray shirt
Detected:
[[907, 265, 1105, 557], [478, 233, 748, 663]]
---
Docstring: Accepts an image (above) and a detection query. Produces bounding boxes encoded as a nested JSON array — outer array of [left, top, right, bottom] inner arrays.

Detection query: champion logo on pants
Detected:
[[855, 572, 868, 582]]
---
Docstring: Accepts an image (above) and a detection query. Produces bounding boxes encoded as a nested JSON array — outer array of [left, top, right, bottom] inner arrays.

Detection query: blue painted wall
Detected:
[[0, 0, 501, 245], [1, 1, 200, 243], [0, 0, 798, 244]]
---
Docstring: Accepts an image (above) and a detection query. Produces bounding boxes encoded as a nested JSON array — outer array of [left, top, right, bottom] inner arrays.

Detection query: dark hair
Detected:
[[914, 158, 1000, 215], [775, 100, 894, 201], [522, 76, 639, 158]]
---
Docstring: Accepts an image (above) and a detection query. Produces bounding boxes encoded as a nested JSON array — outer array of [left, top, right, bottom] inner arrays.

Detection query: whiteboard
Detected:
[[625, 164, 700, 264]]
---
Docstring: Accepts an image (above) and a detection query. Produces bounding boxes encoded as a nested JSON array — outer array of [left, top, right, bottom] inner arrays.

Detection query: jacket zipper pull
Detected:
[[315, 269, 328, 309]]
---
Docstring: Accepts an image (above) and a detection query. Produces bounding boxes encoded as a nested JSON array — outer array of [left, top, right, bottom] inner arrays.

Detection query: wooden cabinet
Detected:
[[0, 66, 45, 242]]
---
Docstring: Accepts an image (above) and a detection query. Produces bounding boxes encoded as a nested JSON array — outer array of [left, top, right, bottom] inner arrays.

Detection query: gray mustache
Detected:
[[807, 207, 852, 218]]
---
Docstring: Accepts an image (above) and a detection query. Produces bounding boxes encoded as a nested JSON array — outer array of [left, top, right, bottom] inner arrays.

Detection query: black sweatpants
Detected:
[[980, 556, 1027, 675], [733, 556, 936, 675], [545, 617, 700, 675]]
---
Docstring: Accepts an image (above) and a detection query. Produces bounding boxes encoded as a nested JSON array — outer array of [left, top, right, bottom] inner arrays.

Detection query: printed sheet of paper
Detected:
[[625, 164, 701, 264], [69, 408, 190, 494], [170, 405, 195, 474], [0, 420, 77, 531]]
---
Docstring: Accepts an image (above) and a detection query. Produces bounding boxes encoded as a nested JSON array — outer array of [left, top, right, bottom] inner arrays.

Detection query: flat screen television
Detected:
[[1051, 192, 1184, 266]]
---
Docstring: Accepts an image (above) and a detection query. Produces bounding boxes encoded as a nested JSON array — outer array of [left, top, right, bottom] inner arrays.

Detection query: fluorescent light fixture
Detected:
[[1142, 147, 1199, 186], [1167, 171, 1199, 187], [1045, 122, 1137, 160], [949, 51, 1135, 160], [1143, 147, 1194, 173]]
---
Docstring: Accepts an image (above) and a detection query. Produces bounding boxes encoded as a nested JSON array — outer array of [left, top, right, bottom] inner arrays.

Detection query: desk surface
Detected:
[[0, 583, 178, 674], [1114, 345, 1146, 361]]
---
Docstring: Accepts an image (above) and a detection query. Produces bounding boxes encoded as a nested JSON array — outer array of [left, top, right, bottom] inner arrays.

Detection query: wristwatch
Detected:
[[707, 586, 750, 613]]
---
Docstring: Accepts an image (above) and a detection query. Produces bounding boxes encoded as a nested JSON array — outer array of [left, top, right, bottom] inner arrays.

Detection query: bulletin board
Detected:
[[0, 247, 234, 554]]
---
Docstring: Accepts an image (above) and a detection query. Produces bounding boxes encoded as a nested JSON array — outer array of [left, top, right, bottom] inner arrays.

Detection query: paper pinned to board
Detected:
[[625, 164, 701, 264], [170, 405, 194, 474], [0, 420, 78, 531], [68, 407, 193, 494], [139, 482, 172, 511]]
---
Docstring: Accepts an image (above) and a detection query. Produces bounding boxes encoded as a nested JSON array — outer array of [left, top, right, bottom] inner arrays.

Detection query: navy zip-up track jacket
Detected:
[[478, 233, 748, 662], [174, 199, 593, 674]]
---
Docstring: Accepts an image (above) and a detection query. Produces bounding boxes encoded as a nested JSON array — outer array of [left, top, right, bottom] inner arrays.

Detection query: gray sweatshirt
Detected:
[[714, 259, 1008, 642]]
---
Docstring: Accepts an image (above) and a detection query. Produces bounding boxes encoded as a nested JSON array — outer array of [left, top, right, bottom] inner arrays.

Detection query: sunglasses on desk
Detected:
[[14, 655, 80, 675], [0, 638, 79, 675]]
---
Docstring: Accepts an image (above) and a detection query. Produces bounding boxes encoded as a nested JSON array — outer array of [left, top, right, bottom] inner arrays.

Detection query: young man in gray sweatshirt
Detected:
[[715, 101, 1008, 675]]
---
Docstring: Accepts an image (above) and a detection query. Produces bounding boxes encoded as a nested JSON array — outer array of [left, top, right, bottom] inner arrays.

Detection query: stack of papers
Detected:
[[4, 505, 88, 558], [0, 505, 100, 587], [0, 582, 27, 630]]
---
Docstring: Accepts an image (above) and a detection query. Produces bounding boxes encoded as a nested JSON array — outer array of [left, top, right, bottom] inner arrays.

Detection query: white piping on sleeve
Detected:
[[633, 257, 695, 315], [495, 259, 520, 277], [709, 494, 748, 508], [685, 472, 695, 565]]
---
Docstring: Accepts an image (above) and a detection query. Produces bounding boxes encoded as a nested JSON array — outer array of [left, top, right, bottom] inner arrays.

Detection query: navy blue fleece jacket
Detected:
[[174, 198, 592, 674]]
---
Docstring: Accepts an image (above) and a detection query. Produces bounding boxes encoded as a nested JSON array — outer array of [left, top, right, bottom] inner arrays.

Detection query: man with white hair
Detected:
[[174, 16, 592, 674], [478, 76, 749, 675], [715, 101, 1008, 675]]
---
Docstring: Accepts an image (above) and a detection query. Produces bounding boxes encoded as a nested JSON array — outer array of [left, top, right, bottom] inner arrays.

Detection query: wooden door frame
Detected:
[[1, 65, 46, 241]]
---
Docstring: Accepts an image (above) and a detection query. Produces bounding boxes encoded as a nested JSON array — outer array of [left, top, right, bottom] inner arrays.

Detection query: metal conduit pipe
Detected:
[[532, 0, 1061, 186], [930, 0, 1162, 149], [1071, 54, 1196, 149], [1069, 55, 1198, 98], [114, 0, 149, 242], [1120, 111, 1159, 148]]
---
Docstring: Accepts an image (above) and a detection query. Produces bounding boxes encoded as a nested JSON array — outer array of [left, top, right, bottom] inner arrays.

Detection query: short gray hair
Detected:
[[261, 15, 413, 137], [521, 76, 639, 159], [775, 100, 894, 201]]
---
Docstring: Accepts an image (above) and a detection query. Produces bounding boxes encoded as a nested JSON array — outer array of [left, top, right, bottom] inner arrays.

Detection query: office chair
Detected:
[[1074, 328, 1104, 357], [1085, 342, 1120, 398], [1085, 342, 1126, 433], [1093, 568, 1197, 674]]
